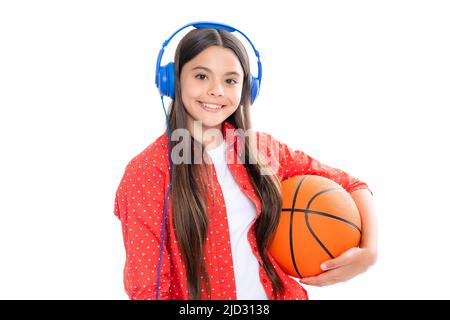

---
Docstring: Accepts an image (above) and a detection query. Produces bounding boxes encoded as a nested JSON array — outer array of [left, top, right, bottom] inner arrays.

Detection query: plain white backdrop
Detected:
[[1, 0, 449, 299]]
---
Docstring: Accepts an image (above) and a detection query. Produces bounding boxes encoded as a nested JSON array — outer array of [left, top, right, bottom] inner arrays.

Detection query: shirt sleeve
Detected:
[[114, 157, 171, 300], [256, 132, 372, 195]]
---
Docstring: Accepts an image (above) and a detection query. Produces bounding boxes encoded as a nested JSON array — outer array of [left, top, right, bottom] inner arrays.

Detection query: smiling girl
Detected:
[[114, 23, 377, 300]]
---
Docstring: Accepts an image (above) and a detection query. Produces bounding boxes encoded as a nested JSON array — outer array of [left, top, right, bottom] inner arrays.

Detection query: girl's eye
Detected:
[[226, 79, 238, 85], [195, 74, 207, 80]]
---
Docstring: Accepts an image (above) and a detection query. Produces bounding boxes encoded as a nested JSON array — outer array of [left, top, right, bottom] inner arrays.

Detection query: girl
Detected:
[[114, 25, 377, 300]]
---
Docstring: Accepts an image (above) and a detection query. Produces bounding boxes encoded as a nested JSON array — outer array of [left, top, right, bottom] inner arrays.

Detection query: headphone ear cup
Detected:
[[157, 62, 175, 99], [250, 76, 260, 105]]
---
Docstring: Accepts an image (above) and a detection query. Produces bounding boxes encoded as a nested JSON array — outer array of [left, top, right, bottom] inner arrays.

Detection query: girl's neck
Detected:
[[187, 119, 224, 150]]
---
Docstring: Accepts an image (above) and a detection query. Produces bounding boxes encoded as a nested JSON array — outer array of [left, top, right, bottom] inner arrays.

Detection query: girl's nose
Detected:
[[207, 81, 224, 97]]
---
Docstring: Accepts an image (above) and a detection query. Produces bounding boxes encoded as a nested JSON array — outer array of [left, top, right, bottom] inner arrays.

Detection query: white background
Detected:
[[1, 0, 449, 299]]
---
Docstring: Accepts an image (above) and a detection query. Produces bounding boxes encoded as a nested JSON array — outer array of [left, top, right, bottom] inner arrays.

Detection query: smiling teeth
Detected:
[[202, 103, 223, 109]]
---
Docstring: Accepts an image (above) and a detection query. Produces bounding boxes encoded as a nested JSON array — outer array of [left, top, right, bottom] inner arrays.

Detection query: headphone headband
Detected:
[[155, 21, 262, 104]]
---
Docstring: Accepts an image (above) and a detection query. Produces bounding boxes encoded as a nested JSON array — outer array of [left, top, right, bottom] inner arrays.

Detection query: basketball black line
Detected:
[[289, 176, 308, 278], [304, 188, 343, 259], [281, 208, 362, 234]]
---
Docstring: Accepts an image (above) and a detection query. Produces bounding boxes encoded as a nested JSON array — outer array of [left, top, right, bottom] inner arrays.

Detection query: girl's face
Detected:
[[180, 45, 244, 135]]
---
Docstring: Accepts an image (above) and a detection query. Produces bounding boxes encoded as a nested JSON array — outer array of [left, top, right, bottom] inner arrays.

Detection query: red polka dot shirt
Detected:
[[114, 121, 370, 300]]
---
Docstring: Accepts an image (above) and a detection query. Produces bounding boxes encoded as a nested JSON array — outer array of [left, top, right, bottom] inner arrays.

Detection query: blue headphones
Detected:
[[154, 21, 263, 104]]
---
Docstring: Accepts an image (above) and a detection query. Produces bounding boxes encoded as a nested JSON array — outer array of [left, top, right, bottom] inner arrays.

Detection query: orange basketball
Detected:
[[269, 175, 361, 278]]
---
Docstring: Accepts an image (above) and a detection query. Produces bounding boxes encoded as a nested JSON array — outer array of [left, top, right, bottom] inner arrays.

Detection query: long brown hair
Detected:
[[166, 28, 285, 299]]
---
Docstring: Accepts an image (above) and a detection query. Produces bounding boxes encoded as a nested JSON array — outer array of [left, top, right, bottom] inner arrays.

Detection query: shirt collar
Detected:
[[221, 121, 246, 158]]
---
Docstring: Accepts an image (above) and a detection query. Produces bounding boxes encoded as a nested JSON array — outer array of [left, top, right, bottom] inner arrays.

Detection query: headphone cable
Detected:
[[155, 96, 173, 300]]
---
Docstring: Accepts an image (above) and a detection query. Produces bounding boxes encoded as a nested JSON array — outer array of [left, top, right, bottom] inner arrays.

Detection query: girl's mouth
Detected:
[[198, 101, 225, 112]]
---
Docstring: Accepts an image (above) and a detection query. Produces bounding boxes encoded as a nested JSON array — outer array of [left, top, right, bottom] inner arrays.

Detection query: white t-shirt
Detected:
[[206, 141, 268, 300]]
